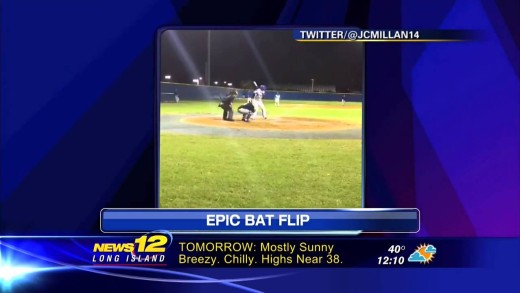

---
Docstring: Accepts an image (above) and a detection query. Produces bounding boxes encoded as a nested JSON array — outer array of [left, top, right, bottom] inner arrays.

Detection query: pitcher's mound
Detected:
[[181, 116, 356, 131]]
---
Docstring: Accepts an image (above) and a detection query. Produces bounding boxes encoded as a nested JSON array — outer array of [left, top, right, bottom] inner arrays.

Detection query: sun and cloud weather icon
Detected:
[[408, 244, 437, 264]]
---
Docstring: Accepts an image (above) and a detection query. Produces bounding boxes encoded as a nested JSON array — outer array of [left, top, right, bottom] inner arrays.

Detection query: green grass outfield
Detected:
[[160, 100, 362, 208]]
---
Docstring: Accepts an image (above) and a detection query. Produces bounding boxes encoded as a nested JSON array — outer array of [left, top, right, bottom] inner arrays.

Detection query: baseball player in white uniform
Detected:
[[274, 92, 281, 106], [251, 85, 267, 119]]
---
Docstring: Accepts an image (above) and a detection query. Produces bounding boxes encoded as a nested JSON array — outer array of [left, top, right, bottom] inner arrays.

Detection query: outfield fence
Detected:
[[160, 82, 363, 103]]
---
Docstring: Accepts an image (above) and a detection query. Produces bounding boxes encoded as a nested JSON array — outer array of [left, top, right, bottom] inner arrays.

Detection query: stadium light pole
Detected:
[[311, 79, 314, 92], [207, 30, 211, 86]]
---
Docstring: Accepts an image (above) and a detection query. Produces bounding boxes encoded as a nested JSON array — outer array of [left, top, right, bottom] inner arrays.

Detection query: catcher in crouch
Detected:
[[237, 100, 256, 122]]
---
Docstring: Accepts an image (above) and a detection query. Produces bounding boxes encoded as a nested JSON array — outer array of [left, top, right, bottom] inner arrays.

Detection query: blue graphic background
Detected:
[[1, 0, 519, 292], [0, 237, 519, 292]]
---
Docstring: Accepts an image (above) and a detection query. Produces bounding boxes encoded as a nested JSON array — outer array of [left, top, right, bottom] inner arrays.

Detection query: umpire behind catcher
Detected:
[[219, 89, 238, 121]]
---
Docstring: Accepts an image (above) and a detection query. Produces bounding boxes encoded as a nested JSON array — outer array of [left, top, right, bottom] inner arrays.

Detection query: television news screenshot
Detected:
[[0, 1, 518, 293]]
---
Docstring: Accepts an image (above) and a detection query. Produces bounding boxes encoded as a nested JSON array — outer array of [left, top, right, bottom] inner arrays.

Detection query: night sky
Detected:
[[160, 30, 363, 92]]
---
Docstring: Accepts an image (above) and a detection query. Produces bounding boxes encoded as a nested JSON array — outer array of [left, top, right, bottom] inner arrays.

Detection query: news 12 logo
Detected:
[[93, 235, 169, 253], [92, 231, 173, 264]]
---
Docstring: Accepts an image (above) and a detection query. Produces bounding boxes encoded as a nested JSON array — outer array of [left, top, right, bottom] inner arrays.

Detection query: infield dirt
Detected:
[[181, 116, 357, 131]]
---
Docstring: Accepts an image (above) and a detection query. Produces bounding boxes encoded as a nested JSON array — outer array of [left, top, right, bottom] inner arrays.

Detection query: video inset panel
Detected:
[[159, 29, 363, 208]]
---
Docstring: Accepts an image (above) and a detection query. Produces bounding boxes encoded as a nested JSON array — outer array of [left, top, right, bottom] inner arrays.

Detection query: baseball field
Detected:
[[160, 99, 363, 208]]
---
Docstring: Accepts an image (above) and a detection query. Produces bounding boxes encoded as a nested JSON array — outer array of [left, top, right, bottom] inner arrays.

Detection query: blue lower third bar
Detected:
[[100, 209, 420, 234]]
